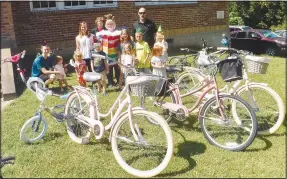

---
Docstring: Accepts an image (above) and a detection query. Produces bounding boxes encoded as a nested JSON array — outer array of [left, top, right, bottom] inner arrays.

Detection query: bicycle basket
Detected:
[[126, 76, 159, 97], [217, 56, 243, 82], [245, 55, 270, 74]]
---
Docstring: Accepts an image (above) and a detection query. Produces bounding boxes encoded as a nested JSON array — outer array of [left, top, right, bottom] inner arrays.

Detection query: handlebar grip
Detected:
[[21, 50, 26, 59], [1, 156, 15, 162]]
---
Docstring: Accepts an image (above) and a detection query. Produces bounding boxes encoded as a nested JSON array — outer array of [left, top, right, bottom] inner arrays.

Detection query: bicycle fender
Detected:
[[235, 82, 268, 94]]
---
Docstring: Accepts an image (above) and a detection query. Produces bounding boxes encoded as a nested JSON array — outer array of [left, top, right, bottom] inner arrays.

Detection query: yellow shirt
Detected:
[[135, 41, 151, 68]]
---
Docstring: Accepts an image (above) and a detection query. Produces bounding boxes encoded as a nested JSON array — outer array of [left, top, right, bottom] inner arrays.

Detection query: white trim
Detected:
[[134, 0, 198, 6], [30, 0, 118, 12]]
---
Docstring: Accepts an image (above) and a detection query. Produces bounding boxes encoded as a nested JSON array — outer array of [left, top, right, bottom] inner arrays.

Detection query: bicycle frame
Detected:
[[72, 85, 141, 142]]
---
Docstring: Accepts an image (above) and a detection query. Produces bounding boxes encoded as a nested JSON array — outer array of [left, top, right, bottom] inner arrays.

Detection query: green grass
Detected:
[[1, 55, 286, 178]]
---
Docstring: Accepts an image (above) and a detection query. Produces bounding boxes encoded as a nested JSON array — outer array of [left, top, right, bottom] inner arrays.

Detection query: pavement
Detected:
[[1, 98, 14, 110]]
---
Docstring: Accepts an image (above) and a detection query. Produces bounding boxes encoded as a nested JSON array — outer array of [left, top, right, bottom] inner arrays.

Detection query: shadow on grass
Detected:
[[158, 129, 206, 177], [42, 132, 64, 142], [170, 115, 202, 133], [245, 136, 273, 152]]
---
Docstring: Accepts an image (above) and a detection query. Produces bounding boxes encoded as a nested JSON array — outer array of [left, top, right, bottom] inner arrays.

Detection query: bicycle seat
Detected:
[[180, 48, 190, 52], [166, 66, 182, 73], [83, 72, 101, 82]]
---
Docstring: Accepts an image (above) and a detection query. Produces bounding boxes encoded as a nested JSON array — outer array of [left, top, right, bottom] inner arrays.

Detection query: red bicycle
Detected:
[[2, 50, 27, 84]]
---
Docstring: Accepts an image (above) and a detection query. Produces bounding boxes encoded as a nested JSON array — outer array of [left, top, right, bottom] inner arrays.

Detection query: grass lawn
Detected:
[[1, 54, 286, 178]]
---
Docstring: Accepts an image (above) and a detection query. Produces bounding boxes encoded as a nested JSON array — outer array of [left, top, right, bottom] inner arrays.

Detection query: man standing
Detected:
[[132, 7, 157, 49]]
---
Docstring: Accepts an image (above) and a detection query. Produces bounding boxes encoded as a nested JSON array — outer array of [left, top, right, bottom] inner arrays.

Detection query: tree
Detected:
[[229, 1, 287, 29]]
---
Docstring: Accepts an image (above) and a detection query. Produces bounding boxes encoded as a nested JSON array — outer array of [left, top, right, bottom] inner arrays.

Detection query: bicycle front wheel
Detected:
[[20, 115, 48, 143], [236, 84, 285, 135], [111, 110, 173, 177], [199, 94, 257, 151]]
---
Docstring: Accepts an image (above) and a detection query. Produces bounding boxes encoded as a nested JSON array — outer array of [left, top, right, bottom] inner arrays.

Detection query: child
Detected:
[[135, 28, 151, 74], [74, 50, 87, 87], [154, 33, 168, 63], [52, 56, 71, 92], [119, 43, 136, 89], [91, 43, 109, 96], [151, 45, 167, 78]]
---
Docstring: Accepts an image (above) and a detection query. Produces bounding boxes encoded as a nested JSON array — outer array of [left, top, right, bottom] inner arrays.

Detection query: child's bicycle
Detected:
[[63, 70, 173, 177], [1, 155, 15, 169], [20, 83, 67, 143], [1, 50, 27, 84]]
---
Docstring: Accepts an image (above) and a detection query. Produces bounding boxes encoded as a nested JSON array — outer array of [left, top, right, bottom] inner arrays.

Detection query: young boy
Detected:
[[135, 28, 151, 74], [90, 43, 109, 96]]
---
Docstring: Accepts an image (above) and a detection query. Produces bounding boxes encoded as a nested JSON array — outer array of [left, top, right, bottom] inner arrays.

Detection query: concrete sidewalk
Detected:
[[1, 99, 14, 110]]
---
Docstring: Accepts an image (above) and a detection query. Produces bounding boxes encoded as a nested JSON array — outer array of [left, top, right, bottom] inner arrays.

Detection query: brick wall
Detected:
[[10, 1, 228, 48], [1, 2, 17, 48]]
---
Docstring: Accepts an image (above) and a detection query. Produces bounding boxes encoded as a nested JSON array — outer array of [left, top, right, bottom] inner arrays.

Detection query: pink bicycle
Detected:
[[142, 60, 258, 151], [1, 50, 27, 84]]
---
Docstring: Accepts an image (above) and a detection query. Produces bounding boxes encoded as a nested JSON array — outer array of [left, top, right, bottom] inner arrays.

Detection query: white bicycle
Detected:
[[64, 73, 173, 178], [176, 47, 285, 135]]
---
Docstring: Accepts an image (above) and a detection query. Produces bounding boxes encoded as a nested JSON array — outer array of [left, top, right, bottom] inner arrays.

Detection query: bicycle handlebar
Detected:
[[216, 47, 251, 56]]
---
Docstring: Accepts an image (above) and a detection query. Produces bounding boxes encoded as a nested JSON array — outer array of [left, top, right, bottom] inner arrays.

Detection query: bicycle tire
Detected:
[[199, 94, 257, 151], [20, 115, 48, 143], [236, 84, 285, 135], [111, 110, 173, 177], [65, 92, 95, 144], [176, 71, 205, 97], [168, 56, 185, 66]]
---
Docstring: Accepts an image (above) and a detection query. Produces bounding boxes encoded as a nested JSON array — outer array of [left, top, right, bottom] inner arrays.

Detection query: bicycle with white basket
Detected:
[[63, 72, 173, 177], [177, 47, 285, 135]]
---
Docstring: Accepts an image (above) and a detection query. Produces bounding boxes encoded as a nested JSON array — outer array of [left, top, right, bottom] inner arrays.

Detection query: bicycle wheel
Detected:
[[199, 94, 257, 151], [176, 71, 204, 97], [236, 84, 285, 135], [20, 115, 48, 143], [65, 92, 95, 144], [168, 56, 183, 66], [111, 109, 173, 177]]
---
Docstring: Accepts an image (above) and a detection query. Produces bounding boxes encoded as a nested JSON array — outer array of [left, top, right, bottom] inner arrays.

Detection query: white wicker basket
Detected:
[[245, 55, 270, 74], [126, 76, 159, 96]]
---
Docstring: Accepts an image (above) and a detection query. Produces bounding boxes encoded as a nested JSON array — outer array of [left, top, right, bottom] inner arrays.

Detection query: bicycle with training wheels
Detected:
[[1, 50, 27, 84], [141, 60, 258, 151], [63, 72, 173, 177], [20, 83, 67, 143]]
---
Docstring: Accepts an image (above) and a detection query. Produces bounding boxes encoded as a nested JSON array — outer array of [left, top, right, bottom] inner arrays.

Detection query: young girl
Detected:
[[74, 50, 87, 87], [52, 56, 70, 92], [119, 43, 136, 89], [154, 33, 168, 63], [151, 45, 167, 78]]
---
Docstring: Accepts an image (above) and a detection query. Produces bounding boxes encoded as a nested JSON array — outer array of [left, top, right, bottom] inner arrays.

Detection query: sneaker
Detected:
[[102, 92, 106, 96]]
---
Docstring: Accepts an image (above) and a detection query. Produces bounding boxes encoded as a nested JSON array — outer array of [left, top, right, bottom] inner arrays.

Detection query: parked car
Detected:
[[230, 29, 287, 56], [274, 30, 286, 38], [229, 25, 253, 33]]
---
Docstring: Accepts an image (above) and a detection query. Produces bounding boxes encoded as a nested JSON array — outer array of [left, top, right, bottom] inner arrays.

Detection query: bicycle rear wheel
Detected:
[[176, 71, 204, 97], [199, 94, 257, 151], [20, 115, 48, 143], [236, 84, 285, 135], [111, 110, 173, 177], [65, 92, 95, 144]]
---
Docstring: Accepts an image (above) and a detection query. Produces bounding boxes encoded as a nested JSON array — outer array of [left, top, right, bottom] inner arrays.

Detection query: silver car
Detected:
[[275, 30, 286, 38]]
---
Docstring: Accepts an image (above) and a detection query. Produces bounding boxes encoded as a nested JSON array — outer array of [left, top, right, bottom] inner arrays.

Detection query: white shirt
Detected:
[[76, 34, 94, 59]]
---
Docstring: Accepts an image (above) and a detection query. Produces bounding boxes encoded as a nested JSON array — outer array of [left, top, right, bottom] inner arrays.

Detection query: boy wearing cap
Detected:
[[91, 43, 109, 96], [135, 29, 151, 74]]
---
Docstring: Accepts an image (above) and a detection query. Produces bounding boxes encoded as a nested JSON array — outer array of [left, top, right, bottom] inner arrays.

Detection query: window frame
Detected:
[[236, 31, 247, 39], [134, 0, 198, 6], [29, 0, 118, 12]]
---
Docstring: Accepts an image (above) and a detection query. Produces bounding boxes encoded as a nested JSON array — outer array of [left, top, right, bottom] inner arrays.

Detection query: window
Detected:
[[248, 32, 259, 38], [231, 32, 237, 38], [236, 32, 246, 38], [31, 1, 57, 10], [135, 0, 197, 6], [30, 0, 117, 11]]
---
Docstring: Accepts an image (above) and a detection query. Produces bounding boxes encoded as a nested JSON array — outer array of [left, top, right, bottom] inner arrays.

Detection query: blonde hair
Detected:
[[105, 19, 116, 29], [73, 50, 83, 61], [120, 29, 131, 43], [124, 43, 133, 55], [56, 56, 63, 64], [78, 21, 91, 38], [152, 45, 163, 57]]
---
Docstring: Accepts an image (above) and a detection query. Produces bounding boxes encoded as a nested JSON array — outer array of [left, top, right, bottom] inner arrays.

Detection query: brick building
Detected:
[[1, 1, 229, 54]]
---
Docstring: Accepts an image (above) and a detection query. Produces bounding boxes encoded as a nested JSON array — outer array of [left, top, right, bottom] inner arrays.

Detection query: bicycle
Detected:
[[168, 38, 213, 68], [0, 155, 15, 169], [20, 84, 67, 143], [63, 73, 173, 177], [177, 47, 285, 135], [1, 50, 27, 84], [142, 60, 258, 151]]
